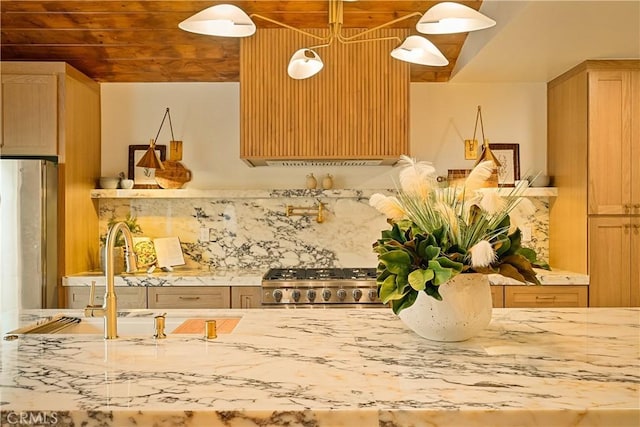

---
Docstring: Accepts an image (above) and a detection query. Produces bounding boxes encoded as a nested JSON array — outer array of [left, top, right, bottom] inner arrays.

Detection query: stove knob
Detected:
[[336, 289, 347, 301], [273, 289, 283, 303], [353, 289, 363, 302], [322, 289, 332, 301], [368, 289, 378, 302], [291, 289, 301, 302], [307, 289, 317, 302]]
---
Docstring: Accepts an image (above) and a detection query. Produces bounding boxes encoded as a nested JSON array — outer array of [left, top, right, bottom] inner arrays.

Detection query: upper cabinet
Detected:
[[239, 29, 409, 166], [587, 69, 640, 215], [0, 72, 58, 156]]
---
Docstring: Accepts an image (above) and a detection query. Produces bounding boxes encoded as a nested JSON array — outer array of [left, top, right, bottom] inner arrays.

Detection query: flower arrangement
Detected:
[[370, 156, 548, 314]]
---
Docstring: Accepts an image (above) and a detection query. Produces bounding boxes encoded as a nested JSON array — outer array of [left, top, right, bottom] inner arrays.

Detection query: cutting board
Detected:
[[171, 318, 240, 334], [154, 160, 192, 189]]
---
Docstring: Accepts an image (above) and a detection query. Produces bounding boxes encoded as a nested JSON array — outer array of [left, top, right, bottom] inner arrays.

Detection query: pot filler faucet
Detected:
[[84, 222, 138, 339]]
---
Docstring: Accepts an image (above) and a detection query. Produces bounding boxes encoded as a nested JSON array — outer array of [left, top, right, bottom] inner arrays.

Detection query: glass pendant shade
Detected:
[[287, 49, 324, 79], [178, 4, 256, 37], [390, 36, 449, 66], [416, 2, 496, 34]]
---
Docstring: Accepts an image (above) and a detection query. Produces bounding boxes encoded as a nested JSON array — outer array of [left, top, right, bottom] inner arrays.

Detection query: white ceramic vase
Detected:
[[398, 273, 492, 342]]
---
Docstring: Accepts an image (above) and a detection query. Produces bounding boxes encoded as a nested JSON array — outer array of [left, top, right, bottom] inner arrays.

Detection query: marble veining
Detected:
[[1, 308, 638, 426], [96, 190, 552, 272]]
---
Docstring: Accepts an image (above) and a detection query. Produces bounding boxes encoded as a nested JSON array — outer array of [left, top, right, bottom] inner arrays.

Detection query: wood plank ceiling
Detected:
[[0, 1, 483, 83]]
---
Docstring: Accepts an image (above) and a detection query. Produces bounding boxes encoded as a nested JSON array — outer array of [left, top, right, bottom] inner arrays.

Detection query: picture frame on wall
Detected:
[[488, 143, 520, 187], [128, 144, 166, 188]]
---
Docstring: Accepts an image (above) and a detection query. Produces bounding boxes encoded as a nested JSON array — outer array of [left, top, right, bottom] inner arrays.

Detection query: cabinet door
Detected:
[[1, 74, 57, 155], [588, 70, 634, 215], [231, 286, 263, 308], [505, 286, 588, 308], [148, 287, 231, 309], [589, 216, 632, 306], [632, 217, 640, 306], [631, 70, 640, 210], [65, 286, 147, 309]]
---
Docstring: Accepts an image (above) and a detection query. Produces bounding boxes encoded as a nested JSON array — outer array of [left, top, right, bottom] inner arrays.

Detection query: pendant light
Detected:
[[179, 1, 496, 78], [178, 4, 256, 37], [287, 49, 324, 79], [417, 2, 496, 35], [391, 36, 449, 66]]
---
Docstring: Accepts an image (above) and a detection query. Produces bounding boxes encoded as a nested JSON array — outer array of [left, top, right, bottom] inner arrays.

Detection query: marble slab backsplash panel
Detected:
[[97, 190, 550, 271]]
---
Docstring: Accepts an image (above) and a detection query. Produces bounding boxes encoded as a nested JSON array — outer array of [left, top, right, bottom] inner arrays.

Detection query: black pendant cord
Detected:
[[153, 107, 175, 144]]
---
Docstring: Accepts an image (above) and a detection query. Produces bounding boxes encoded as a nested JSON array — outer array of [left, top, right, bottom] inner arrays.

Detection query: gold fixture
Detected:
[[179, 1, 496, 79], [154, 314, 167, 339], [205, 320, 217, 340], [286, 202, 325, 223], [84, 222, 138, 339]]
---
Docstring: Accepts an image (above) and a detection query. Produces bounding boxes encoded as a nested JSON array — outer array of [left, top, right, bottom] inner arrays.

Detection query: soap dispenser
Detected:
[[322, 174, 334, 190]]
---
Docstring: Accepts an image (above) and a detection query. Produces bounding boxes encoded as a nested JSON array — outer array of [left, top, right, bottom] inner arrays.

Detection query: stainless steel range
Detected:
[[261, 268, 382, 307]]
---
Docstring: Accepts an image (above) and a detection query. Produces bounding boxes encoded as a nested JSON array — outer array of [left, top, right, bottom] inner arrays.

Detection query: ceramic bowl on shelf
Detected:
[[99, 177, 119, 189]]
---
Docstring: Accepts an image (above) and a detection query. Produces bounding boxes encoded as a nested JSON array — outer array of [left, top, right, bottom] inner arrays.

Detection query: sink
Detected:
[[6, 315, 241, 336]]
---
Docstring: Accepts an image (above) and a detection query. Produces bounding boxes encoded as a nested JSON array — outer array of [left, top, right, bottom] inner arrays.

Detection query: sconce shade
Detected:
[[178, 4, 256, 37], [417, 2, 496, 34], [390, 36, 449, 66], [136, 142, 165, 170], [287, 49, 324, 79]]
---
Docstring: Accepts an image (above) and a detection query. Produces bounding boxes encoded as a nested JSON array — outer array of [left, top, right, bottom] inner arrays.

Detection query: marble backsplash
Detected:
[[97, 190, 550, 271]]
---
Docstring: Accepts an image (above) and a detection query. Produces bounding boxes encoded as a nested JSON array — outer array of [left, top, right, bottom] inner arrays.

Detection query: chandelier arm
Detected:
[[336, 34, 402, 45], [250, 14, 330, 42], [337, 11, 423, 42]]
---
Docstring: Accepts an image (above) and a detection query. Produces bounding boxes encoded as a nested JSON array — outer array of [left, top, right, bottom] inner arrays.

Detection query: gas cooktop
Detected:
[[261, 267, 381, 306]]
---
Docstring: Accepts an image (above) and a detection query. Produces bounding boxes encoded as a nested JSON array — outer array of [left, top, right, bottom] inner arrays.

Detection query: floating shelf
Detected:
[[91, 187, 558, 199]]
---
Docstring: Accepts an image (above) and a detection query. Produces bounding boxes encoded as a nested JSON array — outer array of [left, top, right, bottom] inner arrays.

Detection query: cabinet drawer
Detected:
[[231, 286, 263, 308], [505, 286, 588, 308], [65, 286, 147, 309], [148, 287, 231, 309]]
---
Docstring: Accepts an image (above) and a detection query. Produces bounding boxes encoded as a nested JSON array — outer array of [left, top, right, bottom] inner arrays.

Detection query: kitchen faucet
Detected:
[[84, 222, 138, 339]]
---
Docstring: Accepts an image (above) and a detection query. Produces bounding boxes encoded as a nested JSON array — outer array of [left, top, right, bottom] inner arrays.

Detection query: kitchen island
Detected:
[[1, 308, 638, 427]]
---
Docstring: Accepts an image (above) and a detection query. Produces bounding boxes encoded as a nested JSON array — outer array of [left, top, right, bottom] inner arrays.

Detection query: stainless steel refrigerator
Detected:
[[0, 157, 58, 310]]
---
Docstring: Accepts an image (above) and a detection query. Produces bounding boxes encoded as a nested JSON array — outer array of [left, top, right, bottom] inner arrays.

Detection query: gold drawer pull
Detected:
[[535, 295, 557, 300], [178, 296, 201, 300]]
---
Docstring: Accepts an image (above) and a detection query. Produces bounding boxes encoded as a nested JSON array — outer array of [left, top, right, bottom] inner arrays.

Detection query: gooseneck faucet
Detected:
[[85, 222, 138, 339]]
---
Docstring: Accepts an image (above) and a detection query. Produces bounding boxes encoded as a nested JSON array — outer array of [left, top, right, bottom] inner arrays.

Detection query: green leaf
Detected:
[[379, 275, 406, 303], [516, 247, 537, 263], [424, 285, 443, 301], [391, 291, 417, 315], [408, 268, 434, 291], [378, 250, 411, 275], [434, 256, 464, 273], [427, 259, 458, 285]]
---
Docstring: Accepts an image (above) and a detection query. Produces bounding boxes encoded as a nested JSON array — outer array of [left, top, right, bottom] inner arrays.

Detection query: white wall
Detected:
[[101, 82, 546, 189]]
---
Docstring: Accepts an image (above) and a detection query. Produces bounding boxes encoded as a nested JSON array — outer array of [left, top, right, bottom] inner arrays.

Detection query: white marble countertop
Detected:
[[63, 268, 588, 287], [1, 307, 636, 426]]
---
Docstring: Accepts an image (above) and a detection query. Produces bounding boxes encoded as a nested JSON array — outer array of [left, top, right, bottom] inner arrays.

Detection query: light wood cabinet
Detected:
[[1, 62, 101, 309], [548, 60, 640, 306], [588, 216, 640, 306], [231, 286, 263, 308], [148, 286, 231, 309], [0, 73, 58, 155], [490, 286, 504, 308], [65, 286, 147, 309], [505, 286, 588, 308]]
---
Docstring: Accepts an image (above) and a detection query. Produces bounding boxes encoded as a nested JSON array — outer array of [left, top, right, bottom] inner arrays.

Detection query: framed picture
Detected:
[[128, 144, 166, 188], [489, 143, 520, 186]]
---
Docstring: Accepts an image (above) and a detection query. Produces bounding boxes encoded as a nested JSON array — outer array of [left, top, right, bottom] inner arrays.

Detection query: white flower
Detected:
[[469, 240, 496, 267], [478, 190, 507, 215], [397, 155, 436, 199], [369, 193, 406, 221]]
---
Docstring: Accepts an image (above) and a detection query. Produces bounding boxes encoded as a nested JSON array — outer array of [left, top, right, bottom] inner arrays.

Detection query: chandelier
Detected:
[[179, 1, 496, 79]]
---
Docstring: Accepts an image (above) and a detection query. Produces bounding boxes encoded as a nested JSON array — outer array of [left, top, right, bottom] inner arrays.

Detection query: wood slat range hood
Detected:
[[240, 28, 410, 166]]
